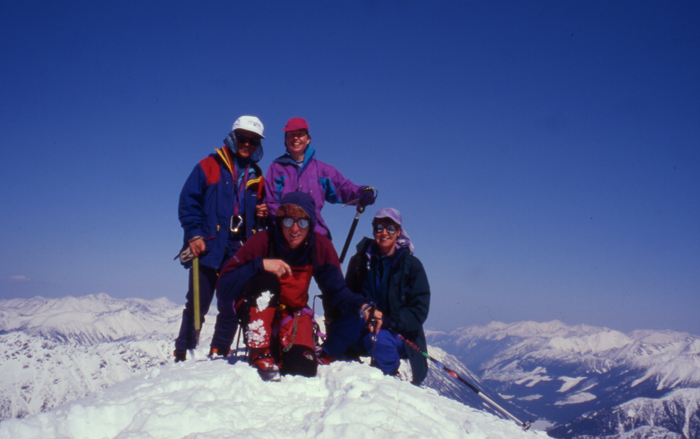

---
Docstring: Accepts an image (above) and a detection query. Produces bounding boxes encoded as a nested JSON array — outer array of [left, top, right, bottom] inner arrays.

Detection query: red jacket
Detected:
[[217, 229, 366, 316]]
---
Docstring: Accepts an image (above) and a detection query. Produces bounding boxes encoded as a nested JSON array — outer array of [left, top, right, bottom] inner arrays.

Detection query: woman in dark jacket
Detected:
[[320, 208, 431, 385]]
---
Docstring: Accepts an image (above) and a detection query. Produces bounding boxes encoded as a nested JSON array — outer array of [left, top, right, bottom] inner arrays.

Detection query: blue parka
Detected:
[[178, 146, 263, 270]]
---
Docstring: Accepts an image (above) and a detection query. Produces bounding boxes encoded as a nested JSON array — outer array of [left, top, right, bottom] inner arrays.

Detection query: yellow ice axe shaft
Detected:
[[193, 257, 201, 331]]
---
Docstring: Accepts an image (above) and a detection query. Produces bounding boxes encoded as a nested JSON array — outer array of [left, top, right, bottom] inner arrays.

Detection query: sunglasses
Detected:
[[282, 217, 310, 230], [373, 224, 398, 235], [235, 134, 261, 146]]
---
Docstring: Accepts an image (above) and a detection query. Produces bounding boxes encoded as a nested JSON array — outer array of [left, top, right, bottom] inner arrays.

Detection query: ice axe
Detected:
[[193, 256, 201, 332], [245, 176, 266, 232]]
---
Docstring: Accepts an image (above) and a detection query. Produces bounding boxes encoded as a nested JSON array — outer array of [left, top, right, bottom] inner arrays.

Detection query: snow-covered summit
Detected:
[[0, 359, 547, 439], [1, 294, 547, 437]]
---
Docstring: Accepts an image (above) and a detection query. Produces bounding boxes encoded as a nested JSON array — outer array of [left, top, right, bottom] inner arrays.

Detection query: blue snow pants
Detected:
[[322, 314, 406, 375]]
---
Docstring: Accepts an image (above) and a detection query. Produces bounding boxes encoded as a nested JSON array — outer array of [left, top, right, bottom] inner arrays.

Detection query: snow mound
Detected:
[[0, 360, 548, 439]]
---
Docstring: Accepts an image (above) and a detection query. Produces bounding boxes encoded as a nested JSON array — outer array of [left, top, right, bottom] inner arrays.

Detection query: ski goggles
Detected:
[[281, 217, 310, 230], [235, 133, 261, 146], [373, 224, 398, 235]]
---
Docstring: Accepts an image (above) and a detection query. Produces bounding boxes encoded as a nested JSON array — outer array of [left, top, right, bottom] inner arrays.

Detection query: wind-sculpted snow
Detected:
[[0, 360, 549, 439]]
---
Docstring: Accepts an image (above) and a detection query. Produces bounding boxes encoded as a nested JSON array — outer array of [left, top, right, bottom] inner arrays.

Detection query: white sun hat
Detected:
[[231, 115, 265, 139]]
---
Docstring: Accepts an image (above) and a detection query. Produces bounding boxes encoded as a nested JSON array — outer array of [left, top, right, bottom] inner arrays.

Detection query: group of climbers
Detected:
[[174, 115, 431, 384]]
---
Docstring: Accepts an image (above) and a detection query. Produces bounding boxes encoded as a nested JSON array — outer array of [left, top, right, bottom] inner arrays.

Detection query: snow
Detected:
[[510, 366, 553, 388], [551, 387, 700, 438], [246, 319, 268, 346], [548, 330, 633, 355], [435, 319, 700, 406], [0, 359, 548, 439], [256, 291, 272, 311], [0, 294, 549, 438], [553, 392, 596, 406], [0, 294, 181, 345], [518, 395, 543, 401], [556, 376, 586, 393], [10, 294, 700, 438], [624, 334, 700, 390]]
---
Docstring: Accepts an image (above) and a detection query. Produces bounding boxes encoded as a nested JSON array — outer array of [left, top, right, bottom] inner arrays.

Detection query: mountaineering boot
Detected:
[[250, 349, 280, 382], [244, 301, 278, 380], [257, 362, 281, 382], [316, 348, 337, 365], [174, 351, 187, 363], [234, 273, 282, 380], [208, 347, 230, 359]]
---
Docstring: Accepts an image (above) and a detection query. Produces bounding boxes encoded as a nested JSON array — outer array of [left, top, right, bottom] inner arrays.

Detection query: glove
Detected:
[[358, 187, 377, 208]]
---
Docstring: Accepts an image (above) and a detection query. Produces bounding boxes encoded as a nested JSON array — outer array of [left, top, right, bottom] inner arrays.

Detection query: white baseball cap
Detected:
[[231, 115, 265, 139]]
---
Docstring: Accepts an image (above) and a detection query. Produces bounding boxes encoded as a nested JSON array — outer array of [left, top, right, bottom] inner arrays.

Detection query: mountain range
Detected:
[[427, 321, 700, 438], [1, 294, 699, 438]]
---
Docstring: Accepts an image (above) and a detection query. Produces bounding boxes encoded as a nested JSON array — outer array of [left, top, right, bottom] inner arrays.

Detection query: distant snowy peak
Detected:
[[0, 294, 183, 345], [446, 320, 700, 343], [447, 320, 630, 351], [437, 321, 700, 382], [447, 320, 605, 342], [549, 387, 700, 439]]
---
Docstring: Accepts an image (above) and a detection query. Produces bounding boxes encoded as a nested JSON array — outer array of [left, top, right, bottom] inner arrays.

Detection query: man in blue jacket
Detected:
[[174, 115, 267, 362]]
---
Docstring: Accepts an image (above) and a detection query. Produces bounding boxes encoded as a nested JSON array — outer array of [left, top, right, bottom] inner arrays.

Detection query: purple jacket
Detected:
[[263, 146, 364, 240]]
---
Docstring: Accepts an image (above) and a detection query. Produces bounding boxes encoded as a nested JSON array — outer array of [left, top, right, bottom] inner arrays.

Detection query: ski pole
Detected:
[[369, 307, 378, 365], [193, 257, 201, 331], [396, 334, 532, 431], [339, 188, 378, 263], [339, 205, 364, 263]]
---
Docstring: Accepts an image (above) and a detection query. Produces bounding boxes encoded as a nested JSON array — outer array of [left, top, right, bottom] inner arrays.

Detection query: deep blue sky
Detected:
[[2, 1, 699, 335]]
